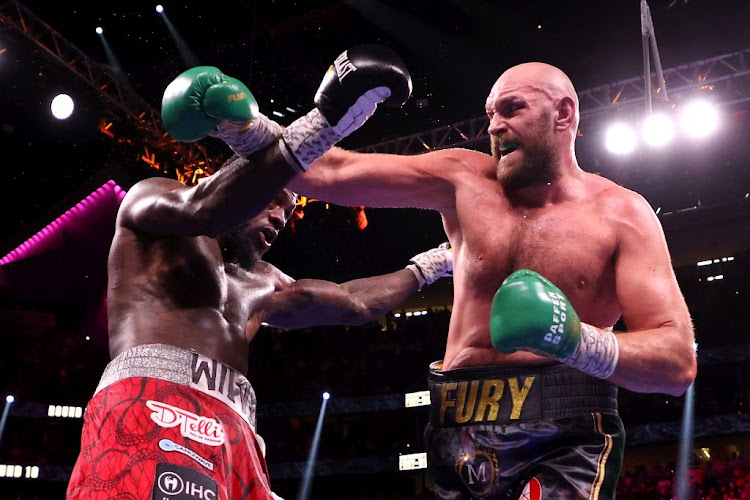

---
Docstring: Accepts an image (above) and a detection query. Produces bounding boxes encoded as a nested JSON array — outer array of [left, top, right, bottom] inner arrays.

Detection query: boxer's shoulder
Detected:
[[118, 177, 184, 211], [586, 173, 657, 226], [127, 176, 184, 195], [422, 147, 493, 176], [248, 260, 294, 290]]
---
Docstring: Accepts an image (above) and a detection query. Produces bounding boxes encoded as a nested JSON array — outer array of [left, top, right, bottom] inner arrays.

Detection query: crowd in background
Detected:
[[0, 248, 747, 498]]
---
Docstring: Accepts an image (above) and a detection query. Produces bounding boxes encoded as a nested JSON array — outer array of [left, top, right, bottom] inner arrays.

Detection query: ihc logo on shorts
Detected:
[[158, 471, 183, 495], [153, 462, 218, 500], [454, 445, 500, 498]]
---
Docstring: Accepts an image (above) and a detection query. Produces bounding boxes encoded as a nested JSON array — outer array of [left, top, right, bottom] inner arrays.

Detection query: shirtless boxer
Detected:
[[65, 45, 452, 500], [284, 62, 697, 499]]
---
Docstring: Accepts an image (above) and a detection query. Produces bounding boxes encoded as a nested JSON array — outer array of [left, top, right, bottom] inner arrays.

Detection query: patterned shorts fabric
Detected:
[[66, 376, 276, 500]]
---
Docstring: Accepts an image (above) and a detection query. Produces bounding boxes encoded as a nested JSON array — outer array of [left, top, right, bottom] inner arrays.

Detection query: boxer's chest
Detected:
[[456, 199, 620, 323]]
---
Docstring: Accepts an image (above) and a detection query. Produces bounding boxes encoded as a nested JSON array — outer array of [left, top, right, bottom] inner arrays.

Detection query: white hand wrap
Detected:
[[562, 324, 619, 379], [280, 87, 391, 172], [211, 113, 283, 159], [406, 245, 453, 291]]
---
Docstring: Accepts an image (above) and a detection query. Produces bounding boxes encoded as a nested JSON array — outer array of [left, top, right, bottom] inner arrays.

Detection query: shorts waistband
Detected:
[[428, 361, 618, 427], [96, 343, 257, 430]]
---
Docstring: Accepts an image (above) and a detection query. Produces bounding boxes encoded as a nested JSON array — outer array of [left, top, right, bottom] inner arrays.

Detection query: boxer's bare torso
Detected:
[[107, 183, 295, 373], [438, 149, 624, 370]]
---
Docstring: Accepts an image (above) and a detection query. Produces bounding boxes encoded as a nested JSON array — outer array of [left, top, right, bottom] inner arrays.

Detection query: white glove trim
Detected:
[[563, 324, 619, 380], [406, 264, 427, 291], [407, 245, 453, 291], [212, 113, 283, 159], [281, 86, 391, 171]]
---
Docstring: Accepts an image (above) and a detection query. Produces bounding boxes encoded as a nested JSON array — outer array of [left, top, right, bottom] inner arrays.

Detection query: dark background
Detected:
[[1, 0, 749, 269], [1, 0, 750, 498]]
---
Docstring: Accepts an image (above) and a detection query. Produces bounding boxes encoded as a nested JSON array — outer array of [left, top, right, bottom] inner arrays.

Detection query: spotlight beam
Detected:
[[0, 395, 14, 447], [297, 393, 329, 500], [158, 10, 199, 68], [675, 381, 695, 500]]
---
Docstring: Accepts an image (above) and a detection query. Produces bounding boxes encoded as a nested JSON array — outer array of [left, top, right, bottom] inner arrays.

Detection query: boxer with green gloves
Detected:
[[287, 60, 697, 499]]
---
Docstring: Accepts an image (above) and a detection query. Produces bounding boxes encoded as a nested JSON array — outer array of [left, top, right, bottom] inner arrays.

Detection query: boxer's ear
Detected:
[[554, 96, 576, 132]]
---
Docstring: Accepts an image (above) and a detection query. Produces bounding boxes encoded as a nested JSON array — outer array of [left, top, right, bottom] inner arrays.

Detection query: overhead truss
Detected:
[[0, 0, 223, 184], [4, 1, 749, 170], [358, 48, 750, 154]]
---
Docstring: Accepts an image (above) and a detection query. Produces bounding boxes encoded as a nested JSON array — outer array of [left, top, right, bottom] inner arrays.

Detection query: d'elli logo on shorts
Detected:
[[146, 400, 225, 446], [455, 446, 500, 498]]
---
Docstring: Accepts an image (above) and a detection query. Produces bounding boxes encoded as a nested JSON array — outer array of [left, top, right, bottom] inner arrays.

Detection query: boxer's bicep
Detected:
[[614, 194, 692, 336], [289, 147, 456, 211], [607, 193, 696, 395]]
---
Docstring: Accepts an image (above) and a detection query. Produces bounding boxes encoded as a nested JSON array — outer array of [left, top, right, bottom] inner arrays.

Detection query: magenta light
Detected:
[[0, 180, 128, 265]]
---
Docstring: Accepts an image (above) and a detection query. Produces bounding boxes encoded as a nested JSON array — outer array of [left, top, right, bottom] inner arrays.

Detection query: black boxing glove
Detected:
[[281, 44, 412, 172]]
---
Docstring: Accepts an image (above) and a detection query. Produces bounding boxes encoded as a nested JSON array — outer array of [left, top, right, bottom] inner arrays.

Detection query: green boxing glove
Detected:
[[161, 66, 259, 142], [490, 269, 619, 379]]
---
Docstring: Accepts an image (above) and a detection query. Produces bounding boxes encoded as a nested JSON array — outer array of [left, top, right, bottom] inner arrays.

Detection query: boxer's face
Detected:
[[486, 76, 560, 190], [218, 189, 297, 268]]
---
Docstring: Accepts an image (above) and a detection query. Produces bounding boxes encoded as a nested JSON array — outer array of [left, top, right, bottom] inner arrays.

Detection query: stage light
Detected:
[[50, 93, 74, 120], [680, 100, 719, 138], [642, 113, 676, 147], [5, 395, 13, 404], [95, 27, 103, 35], [156, 5, 164, 14], [322, 392, 330, 400], [605, 123, 637, 154]]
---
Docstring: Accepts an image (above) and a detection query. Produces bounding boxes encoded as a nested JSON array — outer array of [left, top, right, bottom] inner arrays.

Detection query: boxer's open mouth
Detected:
[[260, 227, 278, 247], [499, 142, 519, 156]]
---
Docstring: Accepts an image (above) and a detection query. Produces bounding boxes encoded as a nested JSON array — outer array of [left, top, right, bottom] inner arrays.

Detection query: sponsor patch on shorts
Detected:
[[454, 445, 499, 497], [159, 439, 214, 471], [152, 462, 217, 500], [518, 477, 542, 500], [146, 400, 226, 446]]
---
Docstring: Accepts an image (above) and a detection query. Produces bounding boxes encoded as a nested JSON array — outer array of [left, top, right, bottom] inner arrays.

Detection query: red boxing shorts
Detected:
[[66, 344, 280, 500]]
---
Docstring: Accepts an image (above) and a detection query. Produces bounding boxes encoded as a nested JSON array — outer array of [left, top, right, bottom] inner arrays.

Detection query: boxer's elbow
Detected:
[[281, 284, 372, 327], [664, 334, 698, 397], [668, 354, 697, 397], [339, 299, 374, 326]]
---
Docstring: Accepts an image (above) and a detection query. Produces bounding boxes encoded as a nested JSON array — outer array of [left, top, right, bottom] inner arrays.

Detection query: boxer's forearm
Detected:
[[262, 269, 419, 329], [604, 323, 696, 396], [188, 144, 296, 237], [338, 268, 420, 321]]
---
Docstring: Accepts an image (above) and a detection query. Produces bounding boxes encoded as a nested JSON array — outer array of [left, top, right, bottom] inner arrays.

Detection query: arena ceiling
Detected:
[[0, 0, 748, 283]]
